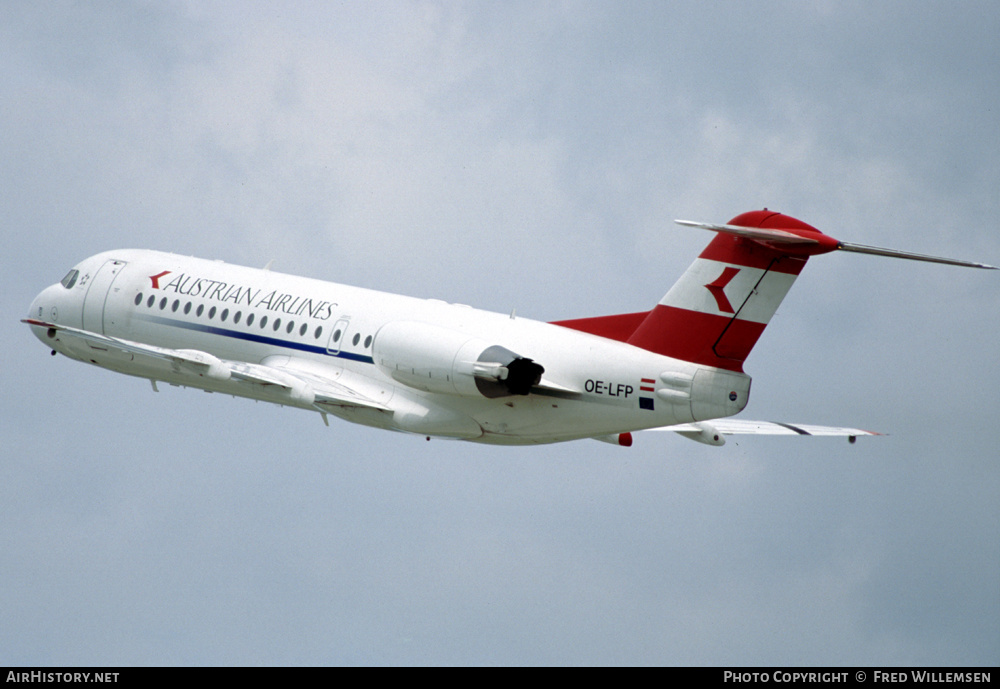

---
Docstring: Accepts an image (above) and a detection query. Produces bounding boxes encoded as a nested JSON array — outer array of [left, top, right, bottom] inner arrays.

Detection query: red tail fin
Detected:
[[555, 209, 993, 370], [626, 210, 833, 372]]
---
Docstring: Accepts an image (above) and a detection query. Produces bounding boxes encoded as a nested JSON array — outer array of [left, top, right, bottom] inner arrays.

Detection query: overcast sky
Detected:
[[2, 1, 998, 666]]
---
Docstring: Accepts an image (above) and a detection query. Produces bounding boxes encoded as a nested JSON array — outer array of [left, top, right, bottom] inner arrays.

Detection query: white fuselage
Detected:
[[27, 249, 751, 445]]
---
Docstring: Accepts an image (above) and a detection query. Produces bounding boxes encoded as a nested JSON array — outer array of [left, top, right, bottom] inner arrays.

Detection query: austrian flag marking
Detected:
[[149, 271, 171, 289], [639, 377, 656, 411]]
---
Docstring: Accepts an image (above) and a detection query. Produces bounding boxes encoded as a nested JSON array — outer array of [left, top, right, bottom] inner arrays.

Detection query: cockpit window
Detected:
[[60, 269, 79, 290]]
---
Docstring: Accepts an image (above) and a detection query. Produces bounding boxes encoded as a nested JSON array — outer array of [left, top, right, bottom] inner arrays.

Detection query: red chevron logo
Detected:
[[149, 271, 171, 289], [705, 267, 740, 313]]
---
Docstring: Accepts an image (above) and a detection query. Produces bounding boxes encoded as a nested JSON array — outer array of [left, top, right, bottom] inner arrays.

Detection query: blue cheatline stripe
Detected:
[[136, 313, 375, 365]]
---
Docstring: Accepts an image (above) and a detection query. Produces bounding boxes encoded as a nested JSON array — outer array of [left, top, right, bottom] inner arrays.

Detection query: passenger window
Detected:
[[196, 304, 204, 317], [208, 306, 216, 319], [333, 329, 342, 342], [299, 323, 307, 336], [147, 295, 155, 308], [221, 308, 229, 322], [134, 293, 143, 306], [234, 311, 242, 324], [159, 297, 167, 310], [364, 335, 372, 348], [260, 315, 268, 328], [184, 302, 192, 315], [247, 313, 255, 326], [314, 326, 323, 339], [352, 333, 360, 346], [273, 318, 282, 331], [286, 321, 295, 334], [172, 300, 180, 312]]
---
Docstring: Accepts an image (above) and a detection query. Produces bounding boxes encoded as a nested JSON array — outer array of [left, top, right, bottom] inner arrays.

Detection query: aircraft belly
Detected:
[[465, 389, 688, 444]]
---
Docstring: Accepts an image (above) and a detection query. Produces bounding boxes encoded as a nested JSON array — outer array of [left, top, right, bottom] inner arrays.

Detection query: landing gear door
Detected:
[[82, 260, 127, 334]]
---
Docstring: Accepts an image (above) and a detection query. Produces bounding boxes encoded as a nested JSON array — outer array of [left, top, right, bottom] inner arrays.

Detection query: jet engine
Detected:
[[372, 321, 543, 398]]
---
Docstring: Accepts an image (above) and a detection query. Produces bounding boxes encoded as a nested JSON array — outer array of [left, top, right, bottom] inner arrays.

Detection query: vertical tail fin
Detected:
[[562, 208, 991, 371], [626, 210, 834, 372]]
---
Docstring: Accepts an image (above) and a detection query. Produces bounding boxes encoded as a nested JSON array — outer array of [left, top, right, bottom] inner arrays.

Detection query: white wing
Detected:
[[22, 318, 391, 411]]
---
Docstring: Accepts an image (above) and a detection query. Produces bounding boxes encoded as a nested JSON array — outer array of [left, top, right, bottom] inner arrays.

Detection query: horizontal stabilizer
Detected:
[[676, 218, 997, 268], [675, 219, 824, 247], [836, 242, 998, 269], [650, 418, 882, 442]]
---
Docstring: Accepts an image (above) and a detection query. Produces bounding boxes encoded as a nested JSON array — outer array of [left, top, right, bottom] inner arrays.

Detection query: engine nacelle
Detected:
[[372, 321, 543, 398]]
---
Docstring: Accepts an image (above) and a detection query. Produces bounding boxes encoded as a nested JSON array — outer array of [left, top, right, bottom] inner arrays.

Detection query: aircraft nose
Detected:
[[28, 290, 44, 322], [28, 284, 61, 324], [24, 286, 59, 348]]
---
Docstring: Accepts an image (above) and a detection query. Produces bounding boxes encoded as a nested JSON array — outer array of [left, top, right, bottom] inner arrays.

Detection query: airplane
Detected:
[[23, 210, 996, 447]]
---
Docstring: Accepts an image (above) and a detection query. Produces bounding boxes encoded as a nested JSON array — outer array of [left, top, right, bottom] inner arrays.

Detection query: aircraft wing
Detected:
[[257, 355, 394, 411], [23, 318, 238, 371], [647, 418, 881, 446], [22, 318, 391, 412]]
